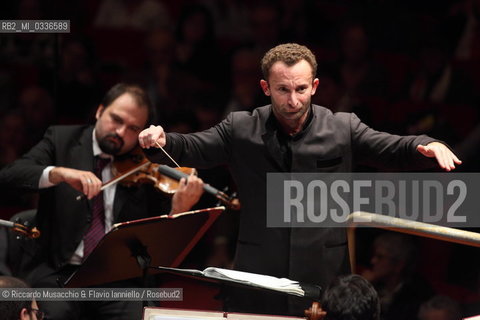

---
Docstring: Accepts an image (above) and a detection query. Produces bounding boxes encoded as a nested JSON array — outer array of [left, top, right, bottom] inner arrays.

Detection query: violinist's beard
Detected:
[[98, 133, 124, 155]]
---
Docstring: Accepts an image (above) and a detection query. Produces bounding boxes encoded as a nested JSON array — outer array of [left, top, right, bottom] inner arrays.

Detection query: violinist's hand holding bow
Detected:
[[170, 174, 204, 215], [138, 125, 166, 149], [49, 167, 102, 199]]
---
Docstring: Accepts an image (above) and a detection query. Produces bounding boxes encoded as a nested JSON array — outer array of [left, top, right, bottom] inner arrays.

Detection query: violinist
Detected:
[[0, 83, 204, 320]]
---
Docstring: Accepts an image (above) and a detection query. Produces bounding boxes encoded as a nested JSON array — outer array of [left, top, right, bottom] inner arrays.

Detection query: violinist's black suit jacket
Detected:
[[0, 125, 169, 284], [146, 104, 438, 315]]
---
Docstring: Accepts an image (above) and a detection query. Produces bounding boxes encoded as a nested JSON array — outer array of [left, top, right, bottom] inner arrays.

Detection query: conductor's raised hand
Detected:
[[49, 167, 102, 199], [138, 125, 166, 149], [416, 142, 462, 172]]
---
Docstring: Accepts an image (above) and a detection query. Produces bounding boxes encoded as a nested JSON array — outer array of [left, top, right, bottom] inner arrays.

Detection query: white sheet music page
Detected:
[[202, 267, 305, 296]]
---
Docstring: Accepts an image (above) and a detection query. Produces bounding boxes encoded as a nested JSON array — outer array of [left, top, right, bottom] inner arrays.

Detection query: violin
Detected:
[[86, 146, 241, 210], [0, 218, 40, 239], [111, 146, 196, 194]]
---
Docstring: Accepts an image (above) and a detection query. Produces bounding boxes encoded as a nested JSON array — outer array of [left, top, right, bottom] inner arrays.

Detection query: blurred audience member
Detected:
[[0, 112, 27, 168], [362, 232, 433, 320], [462, 269, 480, 317], [223, 47, 265, 116], [304, 1, 349, 48], [395, 32, 477, 144], [418, 295, 462, 320], [0, 112, 37, 209], [0, 0, 54, 67], [312, 22, 385, 127], [174, 3, 223, 84], [332, 22, 387, 114], [449, 0, 480, 61], [17, 86, 55, 149], [164, 113, 198, 133], [247, 1, 283, 55], [406, 36, 474, 106], [278, 0, 308, 43], [174, 3, 226, 120], [193, 102, 223, 131], [200, 0, 250, 43], [143, 28, 184, 125], [48, 38, 101, 123], [94, 0, 171, 31], [0, 65, 15, 114], [312, 67, 373, 126], [312, 68, 343, 110]]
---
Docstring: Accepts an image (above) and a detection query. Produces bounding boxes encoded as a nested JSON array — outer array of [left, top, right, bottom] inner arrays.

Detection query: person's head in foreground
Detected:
[[322, 274, 380, 320], [0, 276, 44, 320]]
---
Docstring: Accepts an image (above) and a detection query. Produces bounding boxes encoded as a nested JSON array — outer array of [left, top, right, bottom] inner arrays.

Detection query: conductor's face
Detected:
[[260, 59, 319, 126], [94, 93, 148, 155]]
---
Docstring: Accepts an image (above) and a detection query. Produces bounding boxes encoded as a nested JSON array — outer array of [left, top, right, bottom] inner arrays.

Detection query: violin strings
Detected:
[[155, 141, 181, 168], [101, 161, 151, 191]]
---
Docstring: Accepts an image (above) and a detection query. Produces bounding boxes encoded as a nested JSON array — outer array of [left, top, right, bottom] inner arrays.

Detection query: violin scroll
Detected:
[[0, 218, 40, 239], [12, 223, 41, 239]]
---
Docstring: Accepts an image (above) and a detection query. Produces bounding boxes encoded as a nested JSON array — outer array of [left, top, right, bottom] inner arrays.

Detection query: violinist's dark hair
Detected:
[[0, 276, 32, 320], [322, 274, 380, 320], [100, 83, 156, 126]]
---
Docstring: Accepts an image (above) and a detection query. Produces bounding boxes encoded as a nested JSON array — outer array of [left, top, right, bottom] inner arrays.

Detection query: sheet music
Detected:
[[202, 267, 304, 297]]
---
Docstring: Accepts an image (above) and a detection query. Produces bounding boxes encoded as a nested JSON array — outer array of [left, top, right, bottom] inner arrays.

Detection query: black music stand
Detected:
[[64, 206, 224, 288]]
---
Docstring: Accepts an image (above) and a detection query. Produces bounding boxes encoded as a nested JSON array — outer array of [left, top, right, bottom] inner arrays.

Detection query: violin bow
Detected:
[[75, 161, 151, 200]]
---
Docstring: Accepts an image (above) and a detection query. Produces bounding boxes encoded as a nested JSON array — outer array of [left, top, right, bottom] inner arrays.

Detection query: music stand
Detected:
[[64, 206, 224, 288], [153, 266, 322, 302]]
